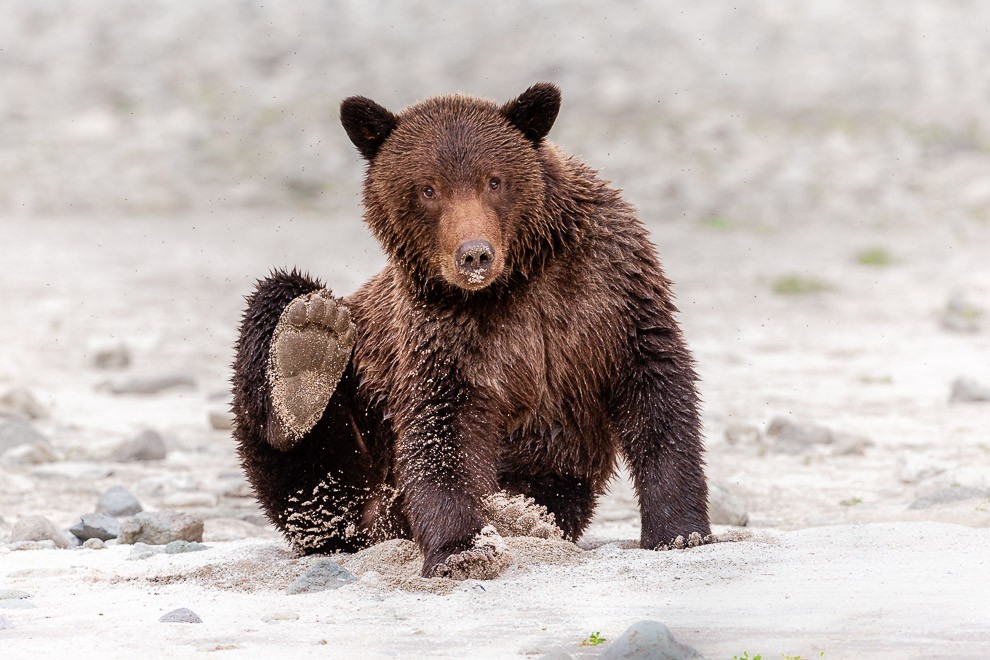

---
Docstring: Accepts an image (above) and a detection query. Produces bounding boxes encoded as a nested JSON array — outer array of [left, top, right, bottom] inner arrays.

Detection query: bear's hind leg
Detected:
[[498, 471, 599, 541]]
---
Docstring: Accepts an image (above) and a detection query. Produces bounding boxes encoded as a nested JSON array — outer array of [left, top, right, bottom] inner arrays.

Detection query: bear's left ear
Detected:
[[340, 96, 399, 161], [500, 82, 561, 145]]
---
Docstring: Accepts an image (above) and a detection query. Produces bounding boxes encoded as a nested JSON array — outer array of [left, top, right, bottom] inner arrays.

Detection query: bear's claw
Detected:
[[268, 289, 355, 449]]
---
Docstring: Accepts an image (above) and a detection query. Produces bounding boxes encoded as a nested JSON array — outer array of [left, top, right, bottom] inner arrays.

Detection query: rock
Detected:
[[950, 378, 990, 403], [112, 429, 167, 462], [940, 293, 984, 333], [0, 589, 30, 600], [896, 455, 946, 484], [90, 342, 131, 370], [601, 621, 701, 660], [286, 560, 356, 595], [82, 538, 106, 550], [96, 485, 143, 517], [103, 375, 195, 396], [11, 515, 70, 549], [0, 419, 49, 454], [69, 513, 121, 541], [118, 511, 204, 545], [9, 540, 58, 551], [766, 417, 832, 453], [0, 388, 48, 420], [830, 432, 872, 456], [128, 542, 165, 560], [707, 482, 749, 526], [2, 441, 61, 466], [724, 423, 761, 445], [262, 611, 300, 623], [159, 607, 202, 623], [164, 540, 208, 554], [208, 408, 234, 431], [908, 486, 990, 510]]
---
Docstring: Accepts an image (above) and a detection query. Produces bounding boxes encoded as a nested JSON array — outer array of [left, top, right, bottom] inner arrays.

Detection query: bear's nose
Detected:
[[455, 239, 495, 279]]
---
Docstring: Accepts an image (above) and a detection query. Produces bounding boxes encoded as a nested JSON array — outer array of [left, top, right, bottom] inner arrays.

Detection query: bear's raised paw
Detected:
[[268, 289, 355, 449]]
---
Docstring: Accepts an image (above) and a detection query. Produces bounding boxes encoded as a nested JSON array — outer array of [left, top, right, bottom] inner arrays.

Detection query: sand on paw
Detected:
[[482, 492, 563, 539]]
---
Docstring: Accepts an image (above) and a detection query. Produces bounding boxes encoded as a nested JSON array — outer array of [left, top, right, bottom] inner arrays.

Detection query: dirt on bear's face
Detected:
[[340, 86, 560, 292]]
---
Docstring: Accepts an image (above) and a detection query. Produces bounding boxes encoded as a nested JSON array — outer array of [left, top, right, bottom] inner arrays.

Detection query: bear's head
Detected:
[[340, 83, 562, 294]]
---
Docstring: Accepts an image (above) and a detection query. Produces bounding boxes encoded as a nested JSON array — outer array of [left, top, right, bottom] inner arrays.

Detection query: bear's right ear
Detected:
[[340, 96, 398, 161], [500, 82, 561, 145]]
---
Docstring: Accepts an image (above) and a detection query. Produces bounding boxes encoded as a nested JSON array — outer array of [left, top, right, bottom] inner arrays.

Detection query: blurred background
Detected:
[[1, 1, 988, 541]]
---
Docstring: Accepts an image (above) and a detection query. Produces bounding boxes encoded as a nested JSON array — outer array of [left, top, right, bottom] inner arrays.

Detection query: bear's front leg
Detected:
[[608, 323, 712, 550], [393, 384, 509, 579]]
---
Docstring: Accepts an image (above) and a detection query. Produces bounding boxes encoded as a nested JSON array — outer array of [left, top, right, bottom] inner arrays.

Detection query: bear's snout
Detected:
[[454, 239, 496, 285]]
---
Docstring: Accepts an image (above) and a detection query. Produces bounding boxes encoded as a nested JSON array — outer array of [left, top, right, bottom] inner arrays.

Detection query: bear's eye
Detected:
[[422, 185, 435, 199], [488, 177, 501, 191]]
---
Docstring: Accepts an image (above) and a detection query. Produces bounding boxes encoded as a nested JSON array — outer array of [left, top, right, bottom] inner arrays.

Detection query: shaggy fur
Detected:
[[232, 83, 711, 577]]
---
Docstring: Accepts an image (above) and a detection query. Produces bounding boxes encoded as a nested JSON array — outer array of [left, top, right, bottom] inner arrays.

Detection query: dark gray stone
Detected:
[[111, 429, 167, 462], [118, 511, 204, 545], [69, 513, 120, 541], [601, 621, 701, 660], [909, 486, 990, 510], [159, 607, 202, 623], [0, 419, 48, 454], [91, 343, 131, 370], [105, 375, 195, 395], [950, 378, 990, 403], [164, 540, 208, 554], [96, 485, 143, 517], [11, 515, 69, 549], [286, 560, 356, 594]]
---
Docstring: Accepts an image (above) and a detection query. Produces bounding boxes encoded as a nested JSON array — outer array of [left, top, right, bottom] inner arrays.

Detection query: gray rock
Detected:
[[908, 486, 990, 510], [159, 607, 202, 623], [724, 423, 761, 445], [601, 621, 701, 660], [0, 589, 30, 600], [950, 378, 990, 403], [91, 343, 131, 370], [112, 429, 167, 462], [96, 485, 143, 517], [2, 441, 60, 466], [0, 419, 49, 454], [129, 542, 165, 559], [69, 513, 120, 541], [208, 408, 234, 431], [164, 540, 208, 554], [11, 515, 70, 549], [707, 482, 749, 526], [82, 538, 106, 550], [104, 375, 195, 396], [118, 511, 204, 545], [0, 388, 48, 420], [286, 560, 356, 594], [766, 417, 832, 453]]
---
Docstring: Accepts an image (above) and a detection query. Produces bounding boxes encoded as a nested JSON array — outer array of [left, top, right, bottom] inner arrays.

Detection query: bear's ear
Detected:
[[500, 82, 561, 145], [340, 96, 399, 161]]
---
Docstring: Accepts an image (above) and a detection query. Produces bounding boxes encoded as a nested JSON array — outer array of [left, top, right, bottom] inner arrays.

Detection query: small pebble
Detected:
[[70, 513, 121, 541], [707, 482, 749, 526], [601, 620, 701, 660], [950, 378, 990, 403], [90, 342, 131, 370], [287, 560, 356, 595], [82, 538, 105, 550], [129, 542, 165, 560], [159, 607, 202, 623], [0, 419, 49, 454], [96, 485, 143, 517], [111, 429, 167, 462], [164, 540, 208, 554]]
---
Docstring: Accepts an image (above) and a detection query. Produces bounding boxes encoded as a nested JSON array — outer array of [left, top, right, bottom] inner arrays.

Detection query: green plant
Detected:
[[733, 653, 762, 660], [581, 632, 607, 647], [854, 247, 893, 266], [839, 497, 862, 507], [702, 215, 734, 230], [771, 275, 832, 295]]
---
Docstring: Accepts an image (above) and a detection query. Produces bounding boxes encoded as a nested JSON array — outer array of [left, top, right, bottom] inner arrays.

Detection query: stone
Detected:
[[208, 408, 234, 431], [2, 441, 61, 466], [118, 511, 204, 545], [286, 560, 356, 595], [766, 417, 832, 453], [0, 589, 30, 600], [830, 432, 872, 456], [96, 485, 143, 517], [950, 378, 990, 403], [707, 482, 749, 526], [724, 423, 761, 445], [11, 515, 70, 549], [908, 486, 990, 510], [0, 419, 49, 454], [159, 607, 202, 623], [104, 375, 195, 396], [90, 342, 131, 370], [82, 538, 106, 550], [111, 429, 167, 462], [69, 513, 121, 541], [129, 542, 165, 560], [601, 621, 701, 660], [0, 388, 48, 420], [164, 540, 208, 554]]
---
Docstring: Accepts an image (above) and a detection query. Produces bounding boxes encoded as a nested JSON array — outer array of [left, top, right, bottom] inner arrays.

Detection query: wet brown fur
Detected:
[[232, 83, 711, 576]]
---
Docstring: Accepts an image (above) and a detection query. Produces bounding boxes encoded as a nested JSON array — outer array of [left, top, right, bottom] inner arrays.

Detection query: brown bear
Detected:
[[231, 83, 711, 579]]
